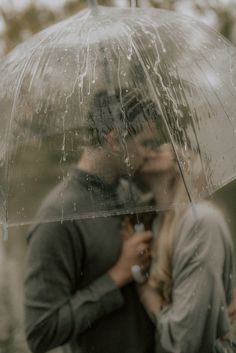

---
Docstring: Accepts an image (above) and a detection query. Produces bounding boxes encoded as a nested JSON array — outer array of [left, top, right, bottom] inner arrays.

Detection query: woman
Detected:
[[122, 144, 236, 353]]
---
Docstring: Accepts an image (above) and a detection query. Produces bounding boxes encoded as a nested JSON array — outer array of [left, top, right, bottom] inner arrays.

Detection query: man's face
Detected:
[[122, 122, 160, 177]]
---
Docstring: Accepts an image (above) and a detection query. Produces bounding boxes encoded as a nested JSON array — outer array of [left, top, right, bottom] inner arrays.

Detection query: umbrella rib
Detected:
[[194, 59, 235, 131], [130, 37, 193, 206], [4, 22, 78, 229]]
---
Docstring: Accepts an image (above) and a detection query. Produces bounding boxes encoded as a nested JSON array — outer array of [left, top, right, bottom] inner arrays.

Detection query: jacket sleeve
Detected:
[[156, 206, 233, 353], [24, 219, 124, 353]]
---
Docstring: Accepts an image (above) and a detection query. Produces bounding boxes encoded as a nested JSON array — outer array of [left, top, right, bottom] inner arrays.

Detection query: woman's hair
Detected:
[[148, 149, 207, 304]]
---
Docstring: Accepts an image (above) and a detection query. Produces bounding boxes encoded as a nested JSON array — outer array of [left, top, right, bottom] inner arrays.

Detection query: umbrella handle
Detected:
[[87, 0, 98, 7]]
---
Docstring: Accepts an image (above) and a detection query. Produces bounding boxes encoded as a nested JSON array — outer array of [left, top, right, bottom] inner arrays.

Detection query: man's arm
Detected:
[[24, 218, 152, 353], [24, 220, 124, 353]]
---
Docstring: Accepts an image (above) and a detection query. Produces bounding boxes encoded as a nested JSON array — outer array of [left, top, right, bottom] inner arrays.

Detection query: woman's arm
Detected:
[[155, 206, 233, 353], [137, 284, 164, 318]]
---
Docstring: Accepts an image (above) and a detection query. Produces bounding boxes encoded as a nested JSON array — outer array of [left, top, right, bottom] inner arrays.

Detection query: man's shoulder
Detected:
[[27, 173, 88, 239], [36, 172, 91, 219]]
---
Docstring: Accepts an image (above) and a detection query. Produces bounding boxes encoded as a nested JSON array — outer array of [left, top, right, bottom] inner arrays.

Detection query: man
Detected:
[[24, 90, 165, 353]]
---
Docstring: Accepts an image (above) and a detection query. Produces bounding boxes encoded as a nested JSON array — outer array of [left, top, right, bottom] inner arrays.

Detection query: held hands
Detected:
[[108, 219, 152, 288]]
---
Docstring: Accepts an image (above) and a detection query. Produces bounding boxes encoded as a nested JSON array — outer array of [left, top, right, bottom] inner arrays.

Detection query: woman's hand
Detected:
[[219, 290, 236, 341], [227, 289, 236, 324], [137, 284, 164, 317], [108, 219, 152, 288]]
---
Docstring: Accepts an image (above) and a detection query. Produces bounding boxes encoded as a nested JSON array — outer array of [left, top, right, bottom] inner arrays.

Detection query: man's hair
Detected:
[[85, 89, 161, 147]]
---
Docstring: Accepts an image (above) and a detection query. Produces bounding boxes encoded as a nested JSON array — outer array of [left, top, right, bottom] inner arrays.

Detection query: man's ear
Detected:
[[105, 130, 120, 153]]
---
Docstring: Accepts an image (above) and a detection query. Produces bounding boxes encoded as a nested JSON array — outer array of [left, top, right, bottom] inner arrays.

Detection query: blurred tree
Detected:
[[0, 0, 235, 60], [150, 0, 175, 10], [0, 0, 123, 57], [196, 1, 236, 44], [0, 1, 87, 55]]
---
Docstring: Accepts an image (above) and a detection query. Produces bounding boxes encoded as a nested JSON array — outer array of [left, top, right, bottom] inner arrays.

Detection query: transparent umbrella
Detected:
[[0, 2, 236, 235]]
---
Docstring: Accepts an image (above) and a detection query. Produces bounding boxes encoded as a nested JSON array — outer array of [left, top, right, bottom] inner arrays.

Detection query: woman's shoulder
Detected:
[[172, 201, 233, 271], [184, 201, 227, 229], [175, 201, 231, 248]]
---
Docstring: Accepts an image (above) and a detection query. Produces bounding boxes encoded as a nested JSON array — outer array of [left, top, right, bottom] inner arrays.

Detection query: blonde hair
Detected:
[[149, 149, 207, 304]]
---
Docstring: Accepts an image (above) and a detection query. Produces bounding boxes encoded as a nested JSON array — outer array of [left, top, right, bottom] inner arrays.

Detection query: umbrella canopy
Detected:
[[0, 5, 236, 229]]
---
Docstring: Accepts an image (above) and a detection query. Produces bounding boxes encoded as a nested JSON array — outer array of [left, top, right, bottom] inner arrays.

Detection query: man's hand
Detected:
[[108, 221, 152, 288]]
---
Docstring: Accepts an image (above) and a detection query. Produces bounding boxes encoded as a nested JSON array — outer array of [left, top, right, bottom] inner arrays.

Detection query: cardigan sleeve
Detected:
[[156, 205, 233, 353]]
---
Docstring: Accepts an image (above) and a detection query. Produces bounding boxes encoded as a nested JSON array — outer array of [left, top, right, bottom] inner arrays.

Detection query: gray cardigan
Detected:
[[154, 202, 235, 353]]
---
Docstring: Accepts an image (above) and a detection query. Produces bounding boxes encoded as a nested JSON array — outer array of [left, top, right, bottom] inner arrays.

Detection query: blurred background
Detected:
[[0, 1, 235, 353]]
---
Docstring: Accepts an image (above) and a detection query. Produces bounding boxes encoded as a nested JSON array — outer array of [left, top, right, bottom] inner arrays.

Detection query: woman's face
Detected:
[[135, 143, 179, 201], [125, 127, 159, 174], [139, 143, 176, 176]]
